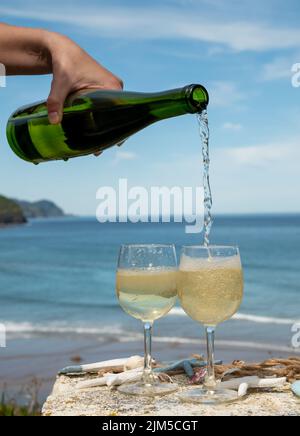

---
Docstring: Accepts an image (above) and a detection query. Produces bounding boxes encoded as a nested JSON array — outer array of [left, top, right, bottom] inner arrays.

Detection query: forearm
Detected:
[[0, 23, 52, 75], [0, 22, 123, 125]]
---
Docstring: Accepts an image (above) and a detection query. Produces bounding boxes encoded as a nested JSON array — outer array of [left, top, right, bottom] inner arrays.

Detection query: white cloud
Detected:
[[209, 82, 245, 107], [222, 122, 242, 131], [1, 4, 300, 51], [114, 150, 138, 163], [226, 142, 299, 166], [261, 56, 296, 81], [120, 138, 300, 214]]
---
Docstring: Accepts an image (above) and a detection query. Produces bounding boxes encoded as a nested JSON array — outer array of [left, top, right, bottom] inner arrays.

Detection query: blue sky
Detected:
[[0, 0, 300, 215]]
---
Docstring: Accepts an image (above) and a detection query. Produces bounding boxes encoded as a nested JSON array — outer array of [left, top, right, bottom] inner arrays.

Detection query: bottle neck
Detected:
[[184, 84, 209, 113], [140, 84, 209, 120], [66, 84, 209, 121]]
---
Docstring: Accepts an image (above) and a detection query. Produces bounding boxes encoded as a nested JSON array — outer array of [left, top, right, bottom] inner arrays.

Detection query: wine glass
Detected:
[[178, 245, 244, 404], [116, 244, 178, 396]]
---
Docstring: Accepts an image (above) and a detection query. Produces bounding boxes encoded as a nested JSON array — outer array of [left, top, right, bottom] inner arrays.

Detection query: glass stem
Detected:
[[204, 326, 217, 391], [143, 322, 154, 386]]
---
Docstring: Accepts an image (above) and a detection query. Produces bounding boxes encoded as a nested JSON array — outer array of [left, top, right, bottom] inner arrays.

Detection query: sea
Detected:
[[0, 215, 300, 354]]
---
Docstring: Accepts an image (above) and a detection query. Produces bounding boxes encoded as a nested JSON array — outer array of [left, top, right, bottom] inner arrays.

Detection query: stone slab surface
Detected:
[[42, 374, 300, 416]]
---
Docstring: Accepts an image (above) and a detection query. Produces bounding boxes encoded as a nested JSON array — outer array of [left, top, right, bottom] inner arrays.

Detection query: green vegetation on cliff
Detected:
[[0, 196, 27, 225], [15, 199, 65, 219], [0, 196, 66, 226]]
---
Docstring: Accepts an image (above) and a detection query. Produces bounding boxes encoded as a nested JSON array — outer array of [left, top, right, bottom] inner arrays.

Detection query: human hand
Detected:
[[45, 32, 123, 125], [0, 24, 123, 157]]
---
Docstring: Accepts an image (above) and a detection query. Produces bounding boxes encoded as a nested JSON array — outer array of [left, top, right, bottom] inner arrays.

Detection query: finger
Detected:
[[47, 77, 69, 125]]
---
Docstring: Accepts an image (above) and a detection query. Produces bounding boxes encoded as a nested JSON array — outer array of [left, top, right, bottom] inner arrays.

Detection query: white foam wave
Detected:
[[233, 313, 299, 325], [169, 308, 299, 325], [3, 321, 126, 336], [2, 321, 300, 354]]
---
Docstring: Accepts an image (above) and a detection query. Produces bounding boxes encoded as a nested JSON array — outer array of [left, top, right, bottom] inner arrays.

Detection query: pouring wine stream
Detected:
[[198, 110, 213, 248]]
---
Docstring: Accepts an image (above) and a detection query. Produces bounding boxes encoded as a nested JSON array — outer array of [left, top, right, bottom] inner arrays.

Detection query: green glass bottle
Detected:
[[6, 84, 209, 164]]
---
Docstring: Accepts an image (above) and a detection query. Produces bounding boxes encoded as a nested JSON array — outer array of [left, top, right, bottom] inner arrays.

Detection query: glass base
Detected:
[[118, 381, 178, 397], [178, 388, 239, 405]]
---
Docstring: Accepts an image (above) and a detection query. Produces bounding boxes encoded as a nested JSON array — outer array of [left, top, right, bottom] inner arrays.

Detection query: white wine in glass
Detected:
[[178, 246, 243, 404], [116, 244, 178, 396], [117, 268, 178, 322]]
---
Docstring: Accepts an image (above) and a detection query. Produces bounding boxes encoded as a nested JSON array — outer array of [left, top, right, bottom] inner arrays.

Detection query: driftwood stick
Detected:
[[213, 357, 300, 382]]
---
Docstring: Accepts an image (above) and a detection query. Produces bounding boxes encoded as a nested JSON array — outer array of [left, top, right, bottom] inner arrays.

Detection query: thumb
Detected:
[[47, 77, 68, 125]]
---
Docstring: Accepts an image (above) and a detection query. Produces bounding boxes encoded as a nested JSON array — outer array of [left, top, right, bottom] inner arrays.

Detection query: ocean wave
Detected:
[[3, 321, 300, 354], [169, 308, 299, 325], [232, 313, 299, 325], [3, 321, 128, 337], [3, 309, 299, 340]]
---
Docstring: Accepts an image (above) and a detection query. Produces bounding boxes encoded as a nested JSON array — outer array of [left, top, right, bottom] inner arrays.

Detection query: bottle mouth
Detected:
[[185, 84, 209, 113]]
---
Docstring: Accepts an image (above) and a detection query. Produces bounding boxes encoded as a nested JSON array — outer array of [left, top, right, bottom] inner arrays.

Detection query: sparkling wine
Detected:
[[198, 110, 213, 246], [178, 255, 243, 326], [116, 268, 177, 323]]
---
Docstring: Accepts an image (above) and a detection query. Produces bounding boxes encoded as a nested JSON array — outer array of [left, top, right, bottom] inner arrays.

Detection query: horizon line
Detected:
[[47, 212, 300, 219]]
